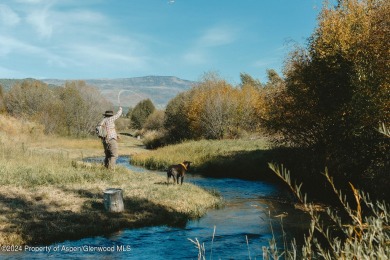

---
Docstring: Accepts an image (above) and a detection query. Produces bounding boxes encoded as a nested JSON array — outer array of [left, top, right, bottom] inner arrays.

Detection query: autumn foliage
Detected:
[[263, 0, 389, 198], [164, 72, 266, 142]]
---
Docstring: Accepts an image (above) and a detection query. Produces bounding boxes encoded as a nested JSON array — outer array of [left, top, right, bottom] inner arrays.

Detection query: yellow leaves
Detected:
[[314, 0, 380, 60], [172, 74, 269, 139]]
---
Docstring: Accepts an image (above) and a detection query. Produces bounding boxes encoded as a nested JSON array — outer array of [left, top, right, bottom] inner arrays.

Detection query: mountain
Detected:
[[0, 76, 195, 108]]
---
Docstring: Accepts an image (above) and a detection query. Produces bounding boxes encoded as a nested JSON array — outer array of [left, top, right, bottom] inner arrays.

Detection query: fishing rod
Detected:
[[117, 89, 145, 105]]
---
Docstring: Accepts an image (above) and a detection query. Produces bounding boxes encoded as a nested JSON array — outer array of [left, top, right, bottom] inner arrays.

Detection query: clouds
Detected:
[[183, 25, 239, 65], [0, 1, 151, 78], [199, 26, 238, 47], [26, 5, 53, 38], [0, 1, 319, 81], [0, 4, 20, 27]]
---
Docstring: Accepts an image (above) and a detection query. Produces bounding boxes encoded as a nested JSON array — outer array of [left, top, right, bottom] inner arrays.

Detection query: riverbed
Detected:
[[4, 156, 310, 259]]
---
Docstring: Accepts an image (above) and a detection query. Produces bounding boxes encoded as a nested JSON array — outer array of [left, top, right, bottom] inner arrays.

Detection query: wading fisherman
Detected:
[[99, 107, 122, 170]]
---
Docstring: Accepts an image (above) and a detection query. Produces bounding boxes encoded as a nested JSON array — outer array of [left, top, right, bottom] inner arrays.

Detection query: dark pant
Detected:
[[103, 138, 118, 169]]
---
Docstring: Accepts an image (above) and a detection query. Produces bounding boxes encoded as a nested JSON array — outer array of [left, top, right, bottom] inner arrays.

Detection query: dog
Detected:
[[167, 161, 192, 185]]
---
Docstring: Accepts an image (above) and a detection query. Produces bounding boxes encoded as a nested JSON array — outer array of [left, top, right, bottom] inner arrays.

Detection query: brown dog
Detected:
[[167, 161, 192, 185]]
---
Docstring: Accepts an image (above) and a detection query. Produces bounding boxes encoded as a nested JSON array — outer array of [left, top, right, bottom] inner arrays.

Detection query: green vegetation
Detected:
[[130, 98, 155, 129], [0, 115, 221, 245], [131, 138, 271, 178]]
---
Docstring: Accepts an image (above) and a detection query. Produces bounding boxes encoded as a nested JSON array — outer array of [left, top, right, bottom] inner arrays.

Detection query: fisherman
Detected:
[[99, 107, 122, 170]]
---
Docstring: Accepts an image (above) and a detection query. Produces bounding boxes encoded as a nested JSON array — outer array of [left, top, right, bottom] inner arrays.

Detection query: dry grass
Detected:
[[0, 115, 222, 245]]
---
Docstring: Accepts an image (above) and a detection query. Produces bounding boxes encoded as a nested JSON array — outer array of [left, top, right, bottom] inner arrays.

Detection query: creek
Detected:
[[7, 156, 310, 259]]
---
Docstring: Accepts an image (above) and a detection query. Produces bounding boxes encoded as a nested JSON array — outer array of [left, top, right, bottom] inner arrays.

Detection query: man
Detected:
[[99, 107, 122, 169]]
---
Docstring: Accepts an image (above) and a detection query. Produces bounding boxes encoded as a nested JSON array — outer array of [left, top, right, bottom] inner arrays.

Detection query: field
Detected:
[[0, 115, 222, 245]]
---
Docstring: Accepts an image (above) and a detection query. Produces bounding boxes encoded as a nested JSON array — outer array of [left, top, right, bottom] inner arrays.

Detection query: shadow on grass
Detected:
[[0, 188, 190, 246], [193, 149, 277, 181], [191, 147, 341, 203]]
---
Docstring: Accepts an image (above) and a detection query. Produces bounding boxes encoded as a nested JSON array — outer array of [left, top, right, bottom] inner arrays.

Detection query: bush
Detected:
[[115, 118, 131, 131], [142, 130, 167, 149]]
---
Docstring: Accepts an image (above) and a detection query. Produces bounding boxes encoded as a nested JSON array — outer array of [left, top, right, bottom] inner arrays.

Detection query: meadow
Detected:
[[0, 115, 222, 245]]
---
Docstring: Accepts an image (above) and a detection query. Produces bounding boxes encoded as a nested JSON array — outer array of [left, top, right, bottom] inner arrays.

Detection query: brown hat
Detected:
[[103, 110, 114, 116]]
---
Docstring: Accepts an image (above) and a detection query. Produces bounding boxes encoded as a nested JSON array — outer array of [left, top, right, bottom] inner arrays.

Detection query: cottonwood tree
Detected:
[[143, 110, 165, 131], [164, 92, 192, 142], [59, 81, 110, 137], [131, 99, 155, 129], [264, 0, 389, 197], [5, 80, 53, 118]]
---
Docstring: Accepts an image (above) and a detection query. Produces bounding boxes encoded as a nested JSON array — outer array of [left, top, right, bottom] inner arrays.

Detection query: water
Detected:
[[3, 156, 310, 259]]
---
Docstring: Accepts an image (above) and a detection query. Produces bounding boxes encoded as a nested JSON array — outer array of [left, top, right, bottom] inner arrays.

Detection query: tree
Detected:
[[164, 71, 267, 142], [264, 0, 389, 195], [164, 92, 192, 142], [186, 72, 240, 139], [125, 107, 133, 118], [59, 81, 110, 137], [131, 99, 155, 129], [143, 110, 165, 131], [5, 80, 53, 118]]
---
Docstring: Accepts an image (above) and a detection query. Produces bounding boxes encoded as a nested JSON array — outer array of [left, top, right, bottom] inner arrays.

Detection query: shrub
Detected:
[[143, 110, 165, 131], [142, 130, 167, 149], [115, 118, 131, 131]]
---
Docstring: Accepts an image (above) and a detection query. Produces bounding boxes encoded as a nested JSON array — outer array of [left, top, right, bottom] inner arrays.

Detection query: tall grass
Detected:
[[131, 138, 270, 178], [268, 163, 390, 259]]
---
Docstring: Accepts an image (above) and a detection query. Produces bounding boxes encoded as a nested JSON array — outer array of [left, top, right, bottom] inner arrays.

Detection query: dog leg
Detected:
[[180, 176, 184, 185]]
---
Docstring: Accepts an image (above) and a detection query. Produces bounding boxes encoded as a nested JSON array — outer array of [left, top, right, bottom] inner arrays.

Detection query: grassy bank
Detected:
[[131, 138, 274, 179], [129, 138, 358, 203], [0, 115, 222, 245]]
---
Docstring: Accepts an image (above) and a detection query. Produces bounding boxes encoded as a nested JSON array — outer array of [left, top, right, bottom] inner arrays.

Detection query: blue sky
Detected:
[[0, 0, 322, 84]]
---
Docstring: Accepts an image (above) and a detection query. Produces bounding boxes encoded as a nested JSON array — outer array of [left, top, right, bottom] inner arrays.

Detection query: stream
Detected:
[[5, 156, 310, 259]]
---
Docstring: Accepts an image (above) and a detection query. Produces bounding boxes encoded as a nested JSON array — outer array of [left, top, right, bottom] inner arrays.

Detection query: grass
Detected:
[[0, 115, 222, 245], [267, 163, 390, 259], [131, 138, 272, 179]]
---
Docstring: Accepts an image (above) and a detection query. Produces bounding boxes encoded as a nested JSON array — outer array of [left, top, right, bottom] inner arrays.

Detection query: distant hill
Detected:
[[0, 76, 195, 108]]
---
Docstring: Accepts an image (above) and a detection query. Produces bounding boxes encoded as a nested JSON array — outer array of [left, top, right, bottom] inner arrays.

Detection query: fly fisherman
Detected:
[[99, 107, 122, 170]]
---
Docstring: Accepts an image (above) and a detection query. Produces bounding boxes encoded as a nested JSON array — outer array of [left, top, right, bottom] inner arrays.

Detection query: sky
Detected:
[[0, 0, 323, 84]]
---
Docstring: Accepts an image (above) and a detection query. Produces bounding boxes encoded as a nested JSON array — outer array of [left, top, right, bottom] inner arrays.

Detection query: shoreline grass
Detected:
[[0, 115, 222, 245], [131, 138, 273, 179]]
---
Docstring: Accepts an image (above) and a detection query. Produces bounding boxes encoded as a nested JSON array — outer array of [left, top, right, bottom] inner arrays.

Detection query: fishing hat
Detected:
[[103, 110, 114, 116]]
